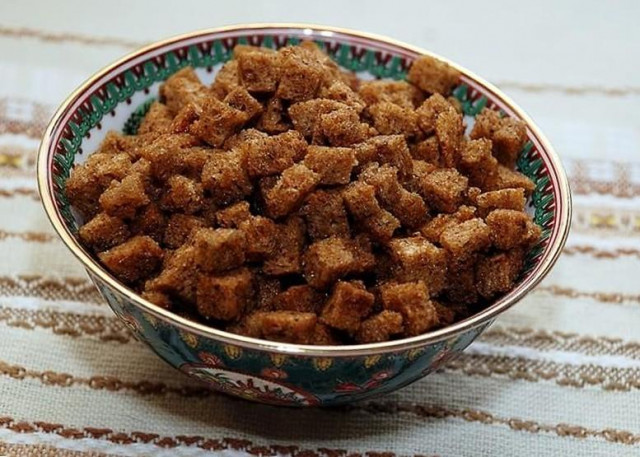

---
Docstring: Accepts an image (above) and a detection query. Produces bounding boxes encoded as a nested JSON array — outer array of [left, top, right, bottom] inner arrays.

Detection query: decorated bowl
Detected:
[[37, 24, 571, 406]]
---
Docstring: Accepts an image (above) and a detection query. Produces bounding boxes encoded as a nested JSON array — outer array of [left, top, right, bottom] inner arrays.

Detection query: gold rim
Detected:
[[37, 23, 572, 357]]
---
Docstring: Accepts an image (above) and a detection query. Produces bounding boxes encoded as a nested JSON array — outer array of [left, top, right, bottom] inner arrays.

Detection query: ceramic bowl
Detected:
[[37, 24, 571, 406]]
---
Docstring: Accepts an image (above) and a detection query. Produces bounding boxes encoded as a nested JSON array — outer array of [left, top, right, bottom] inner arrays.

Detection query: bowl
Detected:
[[37, 23, 571, 406]]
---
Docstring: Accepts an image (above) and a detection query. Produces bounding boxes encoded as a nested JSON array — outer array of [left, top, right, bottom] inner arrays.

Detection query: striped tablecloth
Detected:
[[0, 1, 639, 455]]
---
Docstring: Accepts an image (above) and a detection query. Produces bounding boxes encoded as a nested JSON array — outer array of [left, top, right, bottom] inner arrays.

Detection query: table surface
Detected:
[[0, 1, 638, 456]]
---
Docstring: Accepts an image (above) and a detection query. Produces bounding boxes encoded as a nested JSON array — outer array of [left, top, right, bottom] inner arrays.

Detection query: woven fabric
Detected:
[[0, 1, 639, 456]]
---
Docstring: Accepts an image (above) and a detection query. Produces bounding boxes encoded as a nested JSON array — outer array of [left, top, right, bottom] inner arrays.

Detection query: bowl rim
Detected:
[[37, 22, 572, 356]]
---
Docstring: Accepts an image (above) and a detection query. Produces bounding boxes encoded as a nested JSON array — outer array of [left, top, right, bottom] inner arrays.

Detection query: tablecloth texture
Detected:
[[0, 1, 639, 456]]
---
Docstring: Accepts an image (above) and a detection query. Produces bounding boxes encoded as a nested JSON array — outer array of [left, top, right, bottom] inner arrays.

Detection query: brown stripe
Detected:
[[0, 25, 145, 49], [537, 285, 640, 306], [496, 81, 640, 97], [0, 229, 56, 243], [563, 246, 640, 260], [0, 442, 115, 457], [481, 326, 640, 360], [0, 188, 40, 200], [0, 417, 414, 457], [0, 307, 131, 343], [0, 359, 212, 397], [350, 402, 640, 446], [443, 353, 640, 391], [0, 275, 102, 304]]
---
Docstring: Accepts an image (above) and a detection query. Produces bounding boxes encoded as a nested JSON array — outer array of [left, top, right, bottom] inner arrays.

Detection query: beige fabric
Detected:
[[0, 1, 638, 455]]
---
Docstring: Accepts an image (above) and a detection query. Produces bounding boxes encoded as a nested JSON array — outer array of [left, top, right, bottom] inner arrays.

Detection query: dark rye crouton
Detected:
[[272, 285, 324, 313], [257, 97, 290, 134], [354, 135, 413, 179], [476, 188, 526, 218], [470, 108, 528, 168], [99, 173, 150, 219], [190, 97, 249, 147], [303, 146, 357, 185], [303, 236, 375, 289], [476, 249, 525, 299], [416, 94, 455, 136], [137, 134, 203, 181], [419, 205, 476, 243], [237, 311, 318, 344], [196, 267, 254, 320], [262, 164, 320, 219], [367, 102, 419, 138], [315, 108, 372, 147], [163, 214, 205, 249], [343, 181, 400, 242], [410, 136, 440, 164], [440, 218, 491, 262], [301, 190, 350, 241], [276, 45, 324, 101], [130, 203, 166, 243], [210, 60, 240, 99], [65, 153, 132, 218], [360, 163, 428, 229], [241, 130, 308, 178], [387, 236, 447, 295], [415, 168, 468, 213], [223, 87, 264, 120], [159, 175, 204, 214], [93, 132, 149, 158], [79, 212, 130, 252], [215, 201, 252, 228], [359, 80, 424, 109], [192, 227, 247, 273], [319, 80, 366, 112], [255, 275, 281, 310], [99, 236, 163, 284], [407, 55, 460, 95], [239, 216, 279, 262], [262, 216, 306, 276], [160, 67, 209, 114], [356, 310, 404, 343], [288, 99, 348, 139], [458, 138, 499, 189], [486, 209, 533, 250], [320, 281, 375, 333], [380, 281, 439, 336], [445, 260, 479, 305], [201, 150, 253, 206], [236, 48, 281, 93], [138, 102, 172, 136], [145, 244, 198, 304], [435, 107, 464, 168], [486, 165, 536, 195]]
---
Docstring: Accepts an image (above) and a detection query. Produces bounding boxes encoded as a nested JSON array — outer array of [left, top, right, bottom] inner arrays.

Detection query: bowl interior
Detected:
[[39, 25, 570, 352]]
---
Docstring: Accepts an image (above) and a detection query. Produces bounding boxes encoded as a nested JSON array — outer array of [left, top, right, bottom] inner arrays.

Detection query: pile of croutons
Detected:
[[67, 42, 540, 345]]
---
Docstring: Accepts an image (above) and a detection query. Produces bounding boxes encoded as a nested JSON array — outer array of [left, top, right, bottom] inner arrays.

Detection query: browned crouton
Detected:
[[416, 168, 468, 213], [356, 310, 404, 343], [99, 236, 163, 284], [367, 102, 419, 138], [160, 67, 209, 114], [237, 49, 281, 93], [459, 138, 499, 189], [387, 236, 447, 295], [303, 236, 374, 289], [223, 87, 263, 120], [241, 130, 308, 178], [239, 216, 279, 261], [99, 173, 150, 219], [238, 311, 317, 344], [319, 80, 366, 112], [315, 108, 372, 147], [276, 46, 324, 101], [262, 216, 306, 276], [197, 268, 253, 320], [301, 190, 350, 241], [138, 102, 172, 136], [262, 164, 320, 218], [320, 281, 375, 333], [163, 214, 204, 249], [192, 227, 247, 273], [440, 218, 491, 261], [190, 97, 248, 147], [343, 181, 400, 242], [471, 108, 528, 168], [79, 212, 130, 252], [476, 249, 525, 298], [288, 99, 348, 139], [272, 285, 324, 313], [380, 281, 439, 336], [210, 60, 240, 99], [358, 80, 423, 109], [159, 175, 204, 214], [201, 150, 253, 205], [354, 135, 414, 179], [435, 108, 464, 168], [360, 163, 428, 228], [257, 97, 290, 134], [415, 94, 454, 135], [303, 146, 357, 185], [407, 55, 460, 95]]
